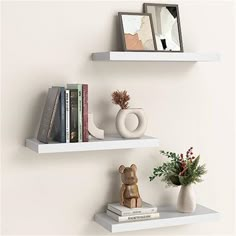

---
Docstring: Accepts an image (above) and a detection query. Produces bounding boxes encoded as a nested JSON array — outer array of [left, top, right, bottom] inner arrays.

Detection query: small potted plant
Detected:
[[150, 147, 207, 213], [112, 90, 147, 139]]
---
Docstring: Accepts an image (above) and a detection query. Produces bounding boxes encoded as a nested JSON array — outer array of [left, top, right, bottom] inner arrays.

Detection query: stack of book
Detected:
[[106, 202, 159, 222], [37, 84, 88, 144]]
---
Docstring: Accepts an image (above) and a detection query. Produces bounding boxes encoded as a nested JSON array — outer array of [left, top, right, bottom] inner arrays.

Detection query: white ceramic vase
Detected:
[[116, 108, 147, 139], [177, 184, 196, 213]]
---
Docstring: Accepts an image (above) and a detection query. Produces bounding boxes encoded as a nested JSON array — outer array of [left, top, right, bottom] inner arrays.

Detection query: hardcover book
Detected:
[[82, 84, 88, 142], [67, 84, 83, 142], [51, 87, 66, 143], [107, 202, 158, 216], [65, 90, 70, 143], [69, 89, 78, 142], [106, 209, 160, 222], [37, 87, 61, 144]]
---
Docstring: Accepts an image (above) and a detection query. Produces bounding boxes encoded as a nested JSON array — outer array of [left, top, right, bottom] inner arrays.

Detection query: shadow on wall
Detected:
[[85, 13, 196, 80], [24, 91, 47, 143], [80, 169, 121, 235], [23, 72, 68, 144], [88, 61, 196, 80], [88, 14, 122, 62], [91, 169, 120, 216], [112, 15, 123, 51], [93, 99, 117, 134], [106, 169, 120, 203]]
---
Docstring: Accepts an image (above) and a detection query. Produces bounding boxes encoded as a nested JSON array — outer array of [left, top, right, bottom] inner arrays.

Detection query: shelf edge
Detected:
[[25, 136, 160, 154], [91, 52, 220, 62]]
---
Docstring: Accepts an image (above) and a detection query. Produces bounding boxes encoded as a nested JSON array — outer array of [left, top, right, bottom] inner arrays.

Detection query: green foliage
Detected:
[[149, 149, 207, 187]]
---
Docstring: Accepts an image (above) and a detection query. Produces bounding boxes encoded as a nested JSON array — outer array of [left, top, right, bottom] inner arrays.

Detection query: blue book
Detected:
[[51, 86, 66, 143]]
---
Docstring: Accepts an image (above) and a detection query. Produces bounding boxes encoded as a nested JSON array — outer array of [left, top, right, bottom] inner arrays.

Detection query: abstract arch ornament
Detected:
[[88, 113, 104, 140]]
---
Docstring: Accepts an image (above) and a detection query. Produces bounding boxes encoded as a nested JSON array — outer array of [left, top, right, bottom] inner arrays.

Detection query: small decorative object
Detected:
[[88, 113, 104, 140], [119, 164, 142, 208], [118, 12, 157, 51], [112, 90, 147, 139], [149, 147, 207, 213], [143, 3, 183, 52]]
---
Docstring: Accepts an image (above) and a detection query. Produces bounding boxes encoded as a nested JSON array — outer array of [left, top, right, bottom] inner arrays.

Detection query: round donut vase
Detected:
[[116, 108, 147, 139]]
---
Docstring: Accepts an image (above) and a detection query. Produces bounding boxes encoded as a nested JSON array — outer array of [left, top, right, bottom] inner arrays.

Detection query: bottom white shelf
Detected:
[[95, 204, 220, 233]]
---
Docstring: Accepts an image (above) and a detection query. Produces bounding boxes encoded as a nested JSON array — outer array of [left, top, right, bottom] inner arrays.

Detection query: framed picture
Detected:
[[118, 12, 157, 51], [143, 3, 184, 52]]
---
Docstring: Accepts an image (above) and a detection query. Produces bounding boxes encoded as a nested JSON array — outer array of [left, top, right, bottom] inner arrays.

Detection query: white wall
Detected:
[[1, 0, 235, 235]]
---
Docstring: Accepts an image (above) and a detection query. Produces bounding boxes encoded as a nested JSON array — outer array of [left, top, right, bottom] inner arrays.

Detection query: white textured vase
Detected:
[[177, 184, 196, 213], [116, 108, 147, 138]]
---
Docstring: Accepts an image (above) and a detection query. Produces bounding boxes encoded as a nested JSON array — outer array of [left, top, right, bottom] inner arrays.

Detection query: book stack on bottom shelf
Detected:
[[106, 202, 159, 223]]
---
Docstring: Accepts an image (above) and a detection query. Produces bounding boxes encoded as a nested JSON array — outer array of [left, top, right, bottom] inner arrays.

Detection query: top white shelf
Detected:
[[91, 51, 220, 62]]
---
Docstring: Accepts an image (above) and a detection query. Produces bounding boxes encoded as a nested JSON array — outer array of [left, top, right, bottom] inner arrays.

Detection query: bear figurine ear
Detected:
[[130, 164, 137, 172], [119, 165, 125, 173]]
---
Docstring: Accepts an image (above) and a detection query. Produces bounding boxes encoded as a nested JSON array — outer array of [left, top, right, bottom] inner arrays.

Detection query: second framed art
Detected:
[[143, 3, 184, 52]]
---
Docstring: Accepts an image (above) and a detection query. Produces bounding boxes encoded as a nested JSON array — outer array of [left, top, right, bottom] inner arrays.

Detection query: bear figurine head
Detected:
[[119, 164, 138, 185]]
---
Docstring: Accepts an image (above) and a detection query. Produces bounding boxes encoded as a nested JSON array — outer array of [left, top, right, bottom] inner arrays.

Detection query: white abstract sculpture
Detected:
[[116, 108, 147, 138], [88, 113, 104, 140]]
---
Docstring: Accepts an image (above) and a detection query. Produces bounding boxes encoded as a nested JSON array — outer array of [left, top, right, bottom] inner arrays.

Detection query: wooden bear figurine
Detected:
[[119, 164, 142, 208]]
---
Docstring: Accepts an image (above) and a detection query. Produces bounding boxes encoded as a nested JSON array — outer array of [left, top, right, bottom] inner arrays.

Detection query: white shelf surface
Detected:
[[25, 135, 159, 154], [95, 204, 220, 233], [92, 51, 220, 62]]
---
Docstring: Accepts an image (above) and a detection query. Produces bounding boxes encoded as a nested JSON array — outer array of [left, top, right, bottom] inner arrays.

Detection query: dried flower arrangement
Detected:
[[112, 90, 130, 109], [150, 147, 207, 186]]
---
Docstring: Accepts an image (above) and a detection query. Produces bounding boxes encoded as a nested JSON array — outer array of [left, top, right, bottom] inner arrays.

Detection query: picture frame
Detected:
[[118, 12, 157, 52], [143, 3, 184, 52]]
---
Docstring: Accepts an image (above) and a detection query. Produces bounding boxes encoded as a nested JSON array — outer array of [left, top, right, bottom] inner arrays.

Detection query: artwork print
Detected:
[[118, 13, 157, 51], [144, 4, 183, 52]]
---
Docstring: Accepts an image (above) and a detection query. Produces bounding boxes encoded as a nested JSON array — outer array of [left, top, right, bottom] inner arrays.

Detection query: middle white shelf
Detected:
[[25, 135, 159, 154]]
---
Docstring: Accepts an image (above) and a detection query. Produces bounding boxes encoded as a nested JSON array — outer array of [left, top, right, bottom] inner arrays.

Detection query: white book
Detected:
[[107, 202, 158, 216], [65, 90, 70, 143], [106, 209, 160, 222]]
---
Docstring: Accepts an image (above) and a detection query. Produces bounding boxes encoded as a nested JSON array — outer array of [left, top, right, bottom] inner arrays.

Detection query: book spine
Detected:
[[107, 205, 157, 216], [82, 84, 88, 142], [78, 85, 83, 142], [65, 90, 70, 143], [122, 208, 157, 216], [121, 213, 159, 222], [37, 88, 61, 143], [60, 88, 66, 143], [70, 90, 78, 142], [106, 210, 160, 222], [47, 93, 60, 142]]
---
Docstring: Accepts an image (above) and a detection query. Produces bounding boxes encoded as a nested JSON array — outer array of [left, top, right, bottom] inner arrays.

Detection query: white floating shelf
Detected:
[[25, 135, 159, 154], [95, 204, 220, 233], [92, 51, 220, 62]]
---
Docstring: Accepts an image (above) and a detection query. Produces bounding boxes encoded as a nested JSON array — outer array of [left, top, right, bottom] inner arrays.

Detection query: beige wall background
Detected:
[[1, 0, 235, 235]]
